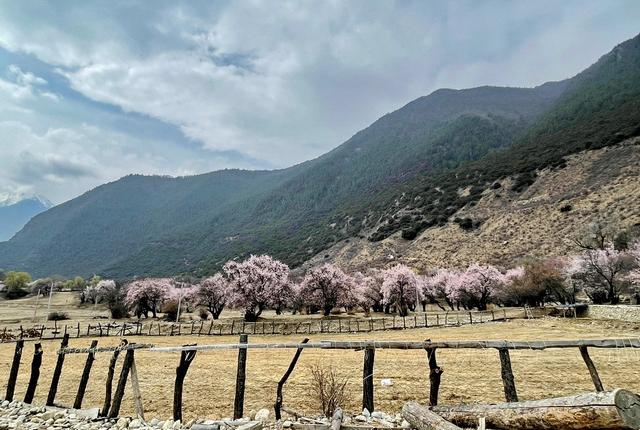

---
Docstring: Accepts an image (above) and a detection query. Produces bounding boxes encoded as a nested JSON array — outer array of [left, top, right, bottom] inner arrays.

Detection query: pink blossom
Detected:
[[299, 263, 355, 316], [448, 263, 504, 310], [381, 264, 419, 316], [196, 273, 227, 319], [125, 278, 173, 318], [224, 254, 291, 321]]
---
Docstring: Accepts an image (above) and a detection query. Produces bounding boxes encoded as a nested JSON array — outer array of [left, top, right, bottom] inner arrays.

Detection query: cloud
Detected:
[[0, 64, 60, 101], [0, 1, 639, 202]]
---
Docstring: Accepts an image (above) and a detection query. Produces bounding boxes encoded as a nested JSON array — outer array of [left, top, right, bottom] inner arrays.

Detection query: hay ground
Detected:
[[1, 318, 639, 422]]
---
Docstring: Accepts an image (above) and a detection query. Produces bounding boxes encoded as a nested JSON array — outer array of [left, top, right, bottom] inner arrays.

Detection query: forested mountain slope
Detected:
[[1, 33, 639, 279]]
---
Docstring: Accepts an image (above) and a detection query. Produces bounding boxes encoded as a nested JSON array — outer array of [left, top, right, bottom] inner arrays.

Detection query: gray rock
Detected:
[[254, 410, 269, 423]]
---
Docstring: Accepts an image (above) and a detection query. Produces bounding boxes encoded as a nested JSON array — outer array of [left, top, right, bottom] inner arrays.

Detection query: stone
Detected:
[[282, 421, 292, 428], [162, 421, 174, 430], [362, 409, 370, 418], [172, 420, 182, 430], [254, 409, 270, 423], [401, 420, 410, 428], [354, 416, 366, 422]]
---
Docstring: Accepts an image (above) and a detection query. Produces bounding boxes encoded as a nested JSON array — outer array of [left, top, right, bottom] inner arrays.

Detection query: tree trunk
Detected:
[[402, 402, 461, 430], [430, 389, 640, 430]]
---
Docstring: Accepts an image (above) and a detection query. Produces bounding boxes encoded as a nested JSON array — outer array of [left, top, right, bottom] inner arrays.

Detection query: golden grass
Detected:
[[1, 318, 640, 422]]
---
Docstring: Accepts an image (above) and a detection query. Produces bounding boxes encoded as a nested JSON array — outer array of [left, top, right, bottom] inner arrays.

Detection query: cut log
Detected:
[[402, 402, 462, 430], [431, 389, 640, 430]]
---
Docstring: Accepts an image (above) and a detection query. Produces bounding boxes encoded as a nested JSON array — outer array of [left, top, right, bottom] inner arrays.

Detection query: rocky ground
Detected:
[[0, 401, 409, 430]]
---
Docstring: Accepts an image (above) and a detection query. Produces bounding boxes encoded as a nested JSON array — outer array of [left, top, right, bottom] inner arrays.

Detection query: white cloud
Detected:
[[0, 64, 60, 101], [0, 1, 639, 202]]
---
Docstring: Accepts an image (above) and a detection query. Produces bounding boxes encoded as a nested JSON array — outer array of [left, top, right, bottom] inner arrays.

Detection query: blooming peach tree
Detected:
[[224, 254, 291, 321]]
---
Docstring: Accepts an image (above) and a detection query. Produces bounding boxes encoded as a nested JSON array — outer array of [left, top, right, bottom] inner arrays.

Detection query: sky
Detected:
[[0, 1, 639, 204]]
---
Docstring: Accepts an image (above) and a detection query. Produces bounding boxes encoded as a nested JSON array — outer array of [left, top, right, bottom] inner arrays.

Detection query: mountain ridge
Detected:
[[1, 33, 639, 278]]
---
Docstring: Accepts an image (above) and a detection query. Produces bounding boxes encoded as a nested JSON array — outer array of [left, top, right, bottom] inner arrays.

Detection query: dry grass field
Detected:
[[1, 317, 640, 422]]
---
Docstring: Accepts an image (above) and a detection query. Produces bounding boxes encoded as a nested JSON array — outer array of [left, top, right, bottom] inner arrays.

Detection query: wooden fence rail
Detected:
[[4, 335, 634, 422], [0, 309, 512, 343]]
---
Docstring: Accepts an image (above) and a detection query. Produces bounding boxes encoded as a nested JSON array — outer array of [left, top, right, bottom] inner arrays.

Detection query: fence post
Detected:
[[498, 348, 518, 402], [108, 348, 135, 418], [101, 340, 126, 417], [425, 346, 442, 406], [73, 340, 98, 409], [275, 338, 309, 420], [174, 345, 197, 422], [46, 333, 70, 406], [579, 346, 604, 391], [130, 355, 145, 420], [24, 343, 43, 403], [234, 334, 248, 419], [4, 339, 24, 401], [362, 346, 375, 413]]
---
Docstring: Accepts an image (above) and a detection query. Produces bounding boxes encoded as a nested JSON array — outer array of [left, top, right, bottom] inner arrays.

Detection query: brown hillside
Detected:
[[302, 137, 640, 273]]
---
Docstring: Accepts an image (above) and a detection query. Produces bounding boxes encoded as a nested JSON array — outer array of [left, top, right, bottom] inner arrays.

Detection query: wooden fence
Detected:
[[2, 335, 638, 422], [0, 309, 511, 343]]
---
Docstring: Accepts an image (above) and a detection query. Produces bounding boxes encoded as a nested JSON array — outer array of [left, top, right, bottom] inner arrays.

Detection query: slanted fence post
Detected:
[[24, 343, 42, 403], [362, 346, 375, 413], [579, 346, 604, 391], [234, 334, 248, 419], [498, 348, 518, 402], [108, 347, 135, 418], [426, 346, 442, 406], [101, 340, 126, 417], [5, 339, 24, 401], [174, 345, 197, 422], [47, 333, 69, 406], [74, 340, 98, 409], [24, 343, 43, 403], [275, 338, 309, 420]]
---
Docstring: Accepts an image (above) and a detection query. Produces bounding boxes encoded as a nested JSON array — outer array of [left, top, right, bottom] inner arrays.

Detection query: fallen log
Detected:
[[430, 389, 640, 430], [402, 402, 461, 430]]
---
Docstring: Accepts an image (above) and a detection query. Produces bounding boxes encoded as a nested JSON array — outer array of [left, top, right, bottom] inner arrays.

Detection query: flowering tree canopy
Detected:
[[224, 254, 290, 321], [381, 264, 419, 316], [125, 278, 173, 318], [423, 268, 459, 310], [569, 246, 636, 304], [299, 263, 354, 316], [195, 273, 227, 319], [448, 263, 504, 310]]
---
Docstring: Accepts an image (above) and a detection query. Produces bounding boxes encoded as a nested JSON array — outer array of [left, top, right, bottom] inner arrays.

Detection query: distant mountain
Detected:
[[1, 33, 639, 279], [0, 195, 53, 241]]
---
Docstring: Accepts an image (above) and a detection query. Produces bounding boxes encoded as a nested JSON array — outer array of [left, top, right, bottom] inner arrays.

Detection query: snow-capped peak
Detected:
[[0, 192, 53, 208]]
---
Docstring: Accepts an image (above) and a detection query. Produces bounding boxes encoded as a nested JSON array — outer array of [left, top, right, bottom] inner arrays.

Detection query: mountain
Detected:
[[1, 33, 639, 279], [0, 195, 52, 242]]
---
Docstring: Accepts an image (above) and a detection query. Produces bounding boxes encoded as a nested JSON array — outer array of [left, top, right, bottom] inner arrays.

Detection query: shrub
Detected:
[[162, 299, 179, 321], [198, 308, 209, 320], [559, 204, 572, 213], [310, 364, 350, 417], [5, 286, 28, 300], [47, 311, 69, 321], [109, 303, 128, 319], [401, 228, 418, 240]]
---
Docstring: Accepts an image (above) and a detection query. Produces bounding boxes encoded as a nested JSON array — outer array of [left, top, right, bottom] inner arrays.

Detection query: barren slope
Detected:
[[303, 138, 640, 272]]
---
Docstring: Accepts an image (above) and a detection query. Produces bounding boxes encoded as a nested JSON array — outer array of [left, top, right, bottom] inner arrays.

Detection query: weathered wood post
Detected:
[[234, 334, 248, 419], [579, 346, 604, 391], [101, 340, 125, 417], [5, 339, 24, 401], [130, 355, 145, 420], [24, 343, 43, 403], [498, 348, 518, 402], [174, 345, 197, 422], [274, 338, 309, 420], [108, 347, 135, 418], [362, 346, 375, 413], [74, 340, 98, 409], [426, 346, 442, 406], [47, 333, 70, 406]]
